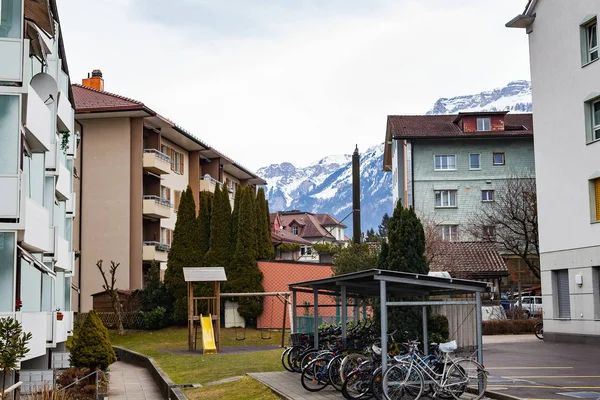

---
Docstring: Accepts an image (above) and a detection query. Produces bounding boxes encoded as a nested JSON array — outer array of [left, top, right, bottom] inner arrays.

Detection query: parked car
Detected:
[[515, 296, 543, 318]]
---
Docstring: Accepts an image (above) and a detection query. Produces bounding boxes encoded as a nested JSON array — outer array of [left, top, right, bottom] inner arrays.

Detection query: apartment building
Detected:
[[72, 73, 265, 312], [0, 0, 76, 390], [508, 0, 600, 342], [383, 112, 537, 287]]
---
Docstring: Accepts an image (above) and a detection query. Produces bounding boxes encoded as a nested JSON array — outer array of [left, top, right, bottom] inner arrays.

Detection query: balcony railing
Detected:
[[200, 175, 222, 186], [143, 195, 172, 208], [143, 148, 171, 163], [143, 241, 171, 252]]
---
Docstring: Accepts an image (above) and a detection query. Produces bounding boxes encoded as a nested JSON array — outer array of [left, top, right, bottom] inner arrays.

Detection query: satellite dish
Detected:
[[30, 73, 58, 107]]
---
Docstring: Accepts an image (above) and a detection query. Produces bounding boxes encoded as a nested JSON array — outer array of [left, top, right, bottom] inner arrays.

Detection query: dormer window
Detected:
[[292, 226, 299, 236], [477, 118, 491, 131]]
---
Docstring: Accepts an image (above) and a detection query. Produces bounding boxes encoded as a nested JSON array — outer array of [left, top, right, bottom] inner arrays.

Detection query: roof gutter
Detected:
[[506, 13, 536, 29]]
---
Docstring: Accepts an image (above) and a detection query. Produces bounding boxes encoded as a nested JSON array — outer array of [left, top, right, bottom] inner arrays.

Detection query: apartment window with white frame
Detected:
[[493, 152, 505, 165], [592, 100, 600, 141], [469, 154, 480, 170], [482, 190, 494, 202], [477, 118, 491, 132], [482, 225, 496, 242], [439, 225, 458, 242], [434, 190, 457, 207], [434, 155, 456, 171], [582, 18, 599, 65], [292, 226, 299, 236], [160, 185, 171, 201]]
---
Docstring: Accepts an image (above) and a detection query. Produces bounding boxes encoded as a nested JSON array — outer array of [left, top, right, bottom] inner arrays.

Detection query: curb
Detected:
[[112, 346, 187, 400]]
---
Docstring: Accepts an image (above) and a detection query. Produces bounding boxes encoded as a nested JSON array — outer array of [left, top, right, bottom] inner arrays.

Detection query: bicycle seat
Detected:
[[438, 340, 457, 353]]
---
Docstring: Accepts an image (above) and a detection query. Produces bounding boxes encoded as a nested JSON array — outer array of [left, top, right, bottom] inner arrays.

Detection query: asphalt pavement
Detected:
[[483, 335, 600, 400]]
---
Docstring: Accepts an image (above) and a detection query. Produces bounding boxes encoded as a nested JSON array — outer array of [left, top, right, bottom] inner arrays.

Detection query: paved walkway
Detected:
[[109, 361, 165, 400]]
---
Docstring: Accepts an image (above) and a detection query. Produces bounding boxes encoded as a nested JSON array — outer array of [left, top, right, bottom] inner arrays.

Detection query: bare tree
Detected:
[[469, 174, 539, 279], [96, 260, 125, 335]]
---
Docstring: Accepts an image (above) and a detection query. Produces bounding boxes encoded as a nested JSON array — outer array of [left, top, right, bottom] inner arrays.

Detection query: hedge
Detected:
[[482, 319, 541, 335]]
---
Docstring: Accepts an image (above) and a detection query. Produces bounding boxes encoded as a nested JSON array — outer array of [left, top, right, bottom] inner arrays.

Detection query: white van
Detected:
[[516, 296, 543, 317]]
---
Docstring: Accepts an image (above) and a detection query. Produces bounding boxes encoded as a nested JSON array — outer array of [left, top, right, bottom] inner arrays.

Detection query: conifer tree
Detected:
[[197, 191, 212, 264], [70, 310, 116, 371], [164, 187, 201, 324], [230, 188, 241, 253], [377, 240, 389, 269], [204, 184, 232, 269], [229, 186, 264, 324], [255, 188, 274, 259]]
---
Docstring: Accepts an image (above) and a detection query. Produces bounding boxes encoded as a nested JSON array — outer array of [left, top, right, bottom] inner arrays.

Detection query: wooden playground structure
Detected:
[[183, 267, 291, 353]]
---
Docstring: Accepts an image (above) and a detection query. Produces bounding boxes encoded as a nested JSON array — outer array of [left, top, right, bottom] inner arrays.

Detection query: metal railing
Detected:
[[200, 175, 224, 186], [58, 369, 106, 399], [143, 195, 172, 208], [143, 148, 171, 163], [143, 241, 171, 252]]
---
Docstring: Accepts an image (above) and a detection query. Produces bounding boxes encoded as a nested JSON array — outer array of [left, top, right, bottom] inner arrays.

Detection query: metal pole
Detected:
[[281, 294, 288, 348], [422, 305, 428, 354], [475, 292, 483, 365], [313, 288, 319, 350], [292, 290, 297, 333], [380, 280, 388, 374], [352, 145, 361, 244], [354, 297, 359, 324], [341, 286, 347, 347]]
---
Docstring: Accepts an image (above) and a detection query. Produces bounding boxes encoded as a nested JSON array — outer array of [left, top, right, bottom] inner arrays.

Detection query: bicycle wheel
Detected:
[[341, 361, 375, 400], [301, 358, 330, 392], [288, 346, 307, 373], [328, 354, 345, 391], [281, 347, 293, 372], [534, 322, 544, 340], [382, 362, 424, 400], [370, 366, 383, 400], [340, 353, 368, 387], [300, 349, 321, 372], [446, 358, 487, 400]]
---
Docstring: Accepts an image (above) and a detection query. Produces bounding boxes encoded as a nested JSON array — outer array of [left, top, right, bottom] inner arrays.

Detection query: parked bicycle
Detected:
[[534, 321, 543, 340]]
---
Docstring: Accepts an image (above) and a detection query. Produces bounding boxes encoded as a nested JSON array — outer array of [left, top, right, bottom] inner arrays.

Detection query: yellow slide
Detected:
[[200, 314, 217, 354]]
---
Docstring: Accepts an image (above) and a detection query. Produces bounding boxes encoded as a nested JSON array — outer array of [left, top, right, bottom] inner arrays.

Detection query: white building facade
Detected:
[[0, 0, 76, 389], [508, 0, 600, 342]]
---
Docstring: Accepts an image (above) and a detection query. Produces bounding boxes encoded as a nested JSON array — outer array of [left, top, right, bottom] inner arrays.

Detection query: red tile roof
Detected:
[[271, 231, 312, 246], [278, 212, 340, 239], [387, 113, 533, 139], [429, 241, 508, 279], [72, 84, 148, 113]]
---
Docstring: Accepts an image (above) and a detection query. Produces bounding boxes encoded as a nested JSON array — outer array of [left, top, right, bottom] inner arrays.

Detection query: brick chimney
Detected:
[[82, 69, 104, 91]]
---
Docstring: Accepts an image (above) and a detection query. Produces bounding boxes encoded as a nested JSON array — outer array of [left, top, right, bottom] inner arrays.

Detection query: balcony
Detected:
[[56, 90, 74, 135], [142, 241, 170, 262], [54, 233, 70, 272], [199, 175, 223, 194], [143, 149, 171, 175], [55, 162, 71, 201], [143, 195, 172, 219], [0, 39, 22, 82], [0, 312, 49, 361], [22, 198, 51, 253], [25, 85, 52, 152]]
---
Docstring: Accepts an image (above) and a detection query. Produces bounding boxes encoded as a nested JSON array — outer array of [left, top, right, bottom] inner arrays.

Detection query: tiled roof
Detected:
[[257, 261, 335, 329], [271, 231, 312, 246], [72, 84, 147, 112], [314, 213, 347, 228], [429, 241, 508, 279], [387, 113, 533, 139], [278, 213, 334, 239]]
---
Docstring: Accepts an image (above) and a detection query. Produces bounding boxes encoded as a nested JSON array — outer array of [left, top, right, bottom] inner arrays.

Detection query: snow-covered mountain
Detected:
[[427, 80, 532, 115], [260, 80, 532, 234]]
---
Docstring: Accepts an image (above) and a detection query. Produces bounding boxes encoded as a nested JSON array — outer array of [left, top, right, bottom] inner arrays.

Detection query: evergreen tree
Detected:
[[229, 186, 264, 325], [197, 191, 212, 264], [377, 240, 389, 269], [70, 310, 116, 371], [204, 184, 232, 268], [386, 202, 428, 274], [139, 262, 171, 314], [164, 187, 201, 324], [333, 243, 378, 275], [230, 188, 242, 253], [255, 188, 274, 259], [378, 213, 390, 238]]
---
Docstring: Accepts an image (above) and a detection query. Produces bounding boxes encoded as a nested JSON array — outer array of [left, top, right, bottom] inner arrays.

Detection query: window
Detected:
[[482, 190, 494, 202], [439, 225, 458, 242], [477, 118, 491, 131], [593, 178, 600, 222], [173, 190, 182, 212], [434, 190, 457, 207], [160, 185, 171, 201], [0, 0, 22, 39], [161, 144, 185, 174], [493, 152, 505, 165], [593, 100, 600, 141], [0, 95, 19, 174], [584, 19, 599, 64], [292, 226, 299, 236], [160, 228, 173, 245], [434, 155, 456, 171], [555, 269, 571, 318], [0, 232, 16, 312], [482, 225, 496, 242], [469, 154, 480, 170]]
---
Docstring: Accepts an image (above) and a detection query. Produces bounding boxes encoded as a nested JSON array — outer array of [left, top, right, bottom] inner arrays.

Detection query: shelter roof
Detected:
[[183, 267, 227, 282], [429, 241, 508, 279], [289, 268, 489, 298]]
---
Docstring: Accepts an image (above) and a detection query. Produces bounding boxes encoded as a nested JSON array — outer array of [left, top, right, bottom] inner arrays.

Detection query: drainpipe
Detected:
[[75, 119, 83, 312]]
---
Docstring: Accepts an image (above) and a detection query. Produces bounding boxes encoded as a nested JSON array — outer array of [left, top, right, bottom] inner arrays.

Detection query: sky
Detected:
[[58, 0, 531, 171]]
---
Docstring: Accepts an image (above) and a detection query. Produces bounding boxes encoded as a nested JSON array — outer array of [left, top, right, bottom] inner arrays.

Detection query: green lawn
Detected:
[[184, 376, 280, 400], [109, 327, 286, 387]]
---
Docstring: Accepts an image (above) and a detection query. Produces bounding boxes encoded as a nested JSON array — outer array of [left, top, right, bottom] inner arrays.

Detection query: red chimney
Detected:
[[82, 69, 104, 91]]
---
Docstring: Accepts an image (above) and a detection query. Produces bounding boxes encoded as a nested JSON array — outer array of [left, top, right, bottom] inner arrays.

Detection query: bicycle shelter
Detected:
[[288, 268, 489, 374]]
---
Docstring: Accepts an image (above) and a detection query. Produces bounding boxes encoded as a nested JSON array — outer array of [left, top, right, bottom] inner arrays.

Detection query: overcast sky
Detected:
[[58, 0, 530, 171]]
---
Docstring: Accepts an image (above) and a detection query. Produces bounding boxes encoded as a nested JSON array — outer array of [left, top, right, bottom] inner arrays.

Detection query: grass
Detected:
[[109, 327, 285, 385], [184, 376, 280, 400]]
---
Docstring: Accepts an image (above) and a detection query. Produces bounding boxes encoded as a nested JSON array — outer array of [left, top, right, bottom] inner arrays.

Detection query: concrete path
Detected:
[[108, 361, 165, 400]]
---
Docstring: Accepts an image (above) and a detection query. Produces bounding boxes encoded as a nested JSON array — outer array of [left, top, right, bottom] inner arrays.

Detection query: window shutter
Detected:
[[595, 179, 600, 221], [174, 190, 181, 212], [556, 270, 571, 318], [180, 153, 184, 175]]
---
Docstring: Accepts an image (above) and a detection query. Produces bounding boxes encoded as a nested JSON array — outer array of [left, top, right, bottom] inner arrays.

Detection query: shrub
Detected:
[[139, 307, 168, 330], [428, 314, 449, 344], [55, 367, 96, 399], [70, 310, 116, 371], [313, 243, 342, 256], [482, 319, 541, 335], [278, 243, 300, 253]]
